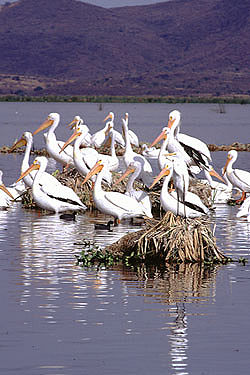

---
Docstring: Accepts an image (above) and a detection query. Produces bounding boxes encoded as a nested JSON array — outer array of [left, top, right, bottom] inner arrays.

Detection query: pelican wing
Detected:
[[234, 169, 250, 188], [128, 130, 139, 147], [178, 133, 211, 161], [104, 191, 142, 213], [41, 182, 84, 206]]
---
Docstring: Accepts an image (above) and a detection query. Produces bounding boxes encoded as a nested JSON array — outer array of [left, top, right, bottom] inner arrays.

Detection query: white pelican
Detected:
[[122, 113, 153, 187], [33, 112, 74, 168], [123, 112, 139, 147], [150, 161, 209, 218], [151, 110, 212, 174], [16, 156, 87, 214], [91, 112, 125, 148], [0, 173, 14, 208], [223, 150, 250, 202], [114, 161, 153, 218], [59, 124, 112, 184], [0, 170, 26, 201], [82, 160, 151, 224], [67, 115, 92, 147], [236, 196, 250, 222], [9, 131, 66, 192], [203, 167, 233, 204], [142, 144, 160, 159]]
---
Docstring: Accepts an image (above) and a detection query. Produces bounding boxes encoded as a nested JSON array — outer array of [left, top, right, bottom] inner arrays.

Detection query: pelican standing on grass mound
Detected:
[[151, 110, 213, 175], [223, 150, 250, 203], [33, 112, 74, 168], [59, 124, 113, 184], [16, 156, 87, 214], [82, 160, 151, 224], [149, 161, 209, 218], [67, 115, 92, 147], [114, 161, 153, 218], [122, 113, 153, 188], [91, 111, 125, 148]]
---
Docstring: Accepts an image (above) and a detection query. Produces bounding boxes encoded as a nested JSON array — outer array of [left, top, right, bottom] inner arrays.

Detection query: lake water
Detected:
[[1, 102, 250, 375]]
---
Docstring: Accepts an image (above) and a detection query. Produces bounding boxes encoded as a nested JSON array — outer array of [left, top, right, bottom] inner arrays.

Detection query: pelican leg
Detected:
[[235, 191, 246, 205]]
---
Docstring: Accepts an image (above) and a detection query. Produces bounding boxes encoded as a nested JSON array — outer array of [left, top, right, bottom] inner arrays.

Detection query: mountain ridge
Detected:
[[0, 0, 249, 97]]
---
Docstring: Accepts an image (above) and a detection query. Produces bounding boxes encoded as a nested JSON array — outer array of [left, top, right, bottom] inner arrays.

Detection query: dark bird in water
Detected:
[[59, 212, 77, 221], [94, 220, 114, 232]]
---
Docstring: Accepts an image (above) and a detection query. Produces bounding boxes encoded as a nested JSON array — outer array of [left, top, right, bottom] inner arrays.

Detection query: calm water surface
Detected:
[[0, 102, 250, 375]]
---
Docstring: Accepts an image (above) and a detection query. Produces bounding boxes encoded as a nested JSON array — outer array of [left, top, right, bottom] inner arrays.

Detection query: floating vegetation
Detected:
[[75, 240, 120, 268]]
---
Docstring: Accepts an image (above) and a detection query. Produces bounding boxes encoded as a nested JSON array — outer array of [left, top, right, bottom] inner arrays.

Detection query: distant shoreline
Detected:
[[0, 95, 250, 105]]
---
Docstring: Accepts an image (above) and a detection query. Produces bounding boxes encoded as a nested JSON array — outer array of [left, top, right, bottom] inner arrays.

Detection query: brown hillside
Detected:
[[0, 0, 250, 96]]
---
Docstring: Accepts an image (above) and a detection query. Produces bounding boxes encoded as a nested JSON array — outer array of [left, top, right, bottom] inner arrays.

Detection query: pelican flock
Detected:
[[2, 108, 249, 227]]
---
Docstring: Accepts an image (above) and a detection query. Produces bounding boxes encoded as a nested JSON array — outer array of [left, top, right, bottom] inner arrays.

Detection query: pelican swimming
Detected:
[[16, 156, 87, 214], [223, 150, 250, 202], [9, 131, 66, 193], [149, 161, 209, 218], [82, 160, 151, 224], [114, 161, 153, 218], [122, 113, 153, 187], [203, 167, 233, 204], [236, 196, 250, 221], [33, 112, 74, 168], [0, 170, 26, 201], [0, 173, 14, 208]]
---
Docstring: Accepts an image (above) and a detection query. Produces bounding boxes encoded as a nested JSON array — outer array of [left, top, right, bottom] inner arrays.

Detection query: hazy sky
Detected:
[[0, 0, 171, 7]]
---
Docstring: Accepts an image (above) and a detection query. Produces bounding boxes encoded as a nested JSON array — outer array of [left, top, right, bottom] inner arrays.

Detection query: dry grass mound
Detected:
[[105, 212, 229, 264]]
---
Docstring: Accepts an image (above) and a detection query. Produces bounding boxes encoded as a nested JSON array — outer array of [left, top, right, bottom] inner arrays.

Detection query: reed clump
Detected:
[[104, 211, 229, 265]]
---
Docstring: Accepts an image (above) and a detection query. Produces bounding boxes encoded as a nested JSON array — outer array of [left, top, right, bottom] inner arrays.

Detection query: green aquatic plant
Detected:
[[75, 241, 120, 268]]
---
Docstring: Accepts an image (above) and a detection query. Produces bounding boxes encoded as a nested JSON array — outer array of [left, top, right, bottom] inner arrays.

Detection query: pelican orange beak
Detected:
[[149, 166, 170, 189], [103, 113, 112, 122], [113, 165, 135, 186], [167, 116, 175, 129], [82, 160, 104, 184], [209, 168, 226, 183], [67, 117, 78, 129], [59, 129, 81, 154], [164, 152, 177, 157], [222, 155, 232, 175], [33, 117, 54, 135], [16, 161, 40, 183], [9, 137, 27, 153], [104, 123, 112, 137], [149, 129, 167, 148], [0, 184, 14, 199]]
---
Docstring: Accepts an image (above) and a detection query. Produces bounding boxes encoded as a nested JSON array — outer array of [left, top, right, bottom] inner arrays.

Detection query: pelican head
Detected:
[[168, 110, 181, 129], [33, 112, 60, 135], [149, 162, 172, 189], [67, 115, 82, 129], [223, 150, 238, 175], [82, 160, 104, 184], [103, 112, 114, 122], [16, 157, 41, 183], [113, 162, 137, 186], [59, 124, 88, 154], [150, 126, 169, 148]]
